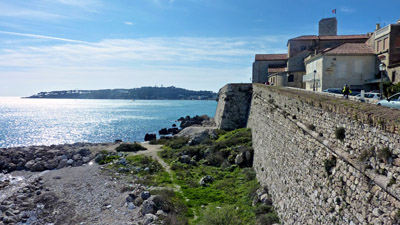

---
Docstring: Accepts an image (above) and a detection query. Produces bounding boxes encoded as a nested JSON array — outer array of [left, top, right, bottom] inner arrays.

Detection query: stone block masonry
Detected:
[[216, 83, 400, 224], [214, 83, 252, 130]]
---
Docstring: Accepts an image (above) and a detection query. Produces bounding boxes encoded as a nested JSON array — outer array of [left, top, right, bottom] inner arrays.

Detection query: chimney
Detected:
[[376, 23, 381, 30]]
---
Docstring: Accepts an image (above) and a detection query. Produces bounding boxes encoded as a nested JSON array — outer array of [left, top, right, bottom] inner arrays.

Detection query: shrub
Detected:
[[359, 148, 374, 162], [257, 213, 280, 225], [242, 167, 256, 181], [198, 205, 244, 225], [378, 147, 391, 162], [115, 142, 147, 152], [335, 127, 346, 141], [307, 124, 316, 131], [324, 157, 337, 176], [254, 204, 274, 215]]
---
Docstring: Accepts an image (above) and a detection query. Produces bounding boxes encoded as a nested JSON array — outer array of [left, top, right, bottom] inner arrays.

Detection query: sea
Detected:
[[0, 97, 217, 148]]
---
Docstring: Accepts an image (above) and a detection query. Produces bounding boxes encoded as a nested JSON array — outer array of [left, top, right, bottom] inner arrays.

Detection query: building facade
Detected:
[[367, 21, 400, 84], [252, 54, 287, 83], [304, 43, 376, 91]]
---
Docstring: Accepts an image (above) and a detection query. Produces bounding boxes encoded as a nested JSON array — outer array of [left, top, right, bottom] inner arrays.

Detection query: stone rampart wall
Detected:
[[214, 84, 252, 131], [216, 83, 400, 224]]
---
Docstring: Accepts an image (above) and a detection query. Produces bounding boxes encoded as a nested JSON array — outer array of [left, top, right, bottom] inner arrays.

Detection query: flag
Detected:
[[332, 9, 336, 14]]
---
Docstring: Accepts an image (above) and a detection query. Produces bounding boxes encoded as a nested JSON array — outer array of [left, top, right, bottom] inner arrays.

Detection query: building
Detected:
[[366, 20, 400, 84], [303, 43, 376, 91], [252, 54, 287, 83], [254, 17, 370, 89]]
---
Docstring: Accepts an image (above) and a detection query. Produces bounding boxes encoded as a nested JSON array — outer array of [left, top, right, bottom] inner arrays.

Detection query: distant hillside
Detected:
[[27, 86, 217, 100]]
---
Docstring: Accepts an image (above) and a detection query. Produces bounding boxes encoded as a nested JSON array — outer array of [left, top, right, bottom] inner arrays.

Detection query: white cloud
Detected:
[[0, 33, 288, 95], [124, 21, 134, 26], [0, 31, 91, 44]]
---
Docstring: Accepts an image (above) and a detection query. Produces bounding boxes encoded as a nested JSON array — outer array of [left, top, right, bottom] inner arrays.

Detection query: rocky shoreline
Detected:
[[0, 142, 173, 225]]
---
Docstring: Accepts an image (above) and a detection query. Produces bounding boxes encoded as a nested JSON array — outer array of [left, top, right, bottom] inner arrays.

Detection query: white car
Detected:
[[377, 93, 400, 109], [356, 92, 381, 99]]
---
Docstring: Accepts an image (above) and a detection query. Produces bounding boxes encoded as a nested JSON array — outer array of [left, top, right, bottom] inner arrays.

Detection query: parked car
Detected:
[[349, 91, 360, 96], [377, 93, 400, 109], [322, 88, 342, 94], [356, 92, 381, 99]]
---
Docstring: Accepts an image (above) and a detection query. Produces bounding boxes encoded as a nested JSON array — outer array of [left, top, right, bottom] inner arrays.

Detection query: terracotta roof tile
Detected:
[[255, 54, 287, 61], [322, 43, 374, 55], [288, 34, 369, 42]]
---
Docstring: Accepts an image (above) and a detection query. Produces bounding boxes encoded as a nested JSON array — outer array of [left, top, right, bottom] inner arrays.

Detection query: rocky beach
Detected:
[[0, 141, 177, 225]]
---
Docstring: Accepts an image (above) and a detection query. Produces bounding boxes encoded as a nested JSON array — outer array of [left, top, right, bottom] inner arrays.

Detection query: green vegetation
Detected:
[[335, 127, 346, 141], [28, 86, 217, 100], [96, 128, 279, 224], [323, 157, 337, 176], [378, 147, 392, 162], [159, 128, 279, 224], [115, 142, 147, 152], [307, 124, 316, 131]]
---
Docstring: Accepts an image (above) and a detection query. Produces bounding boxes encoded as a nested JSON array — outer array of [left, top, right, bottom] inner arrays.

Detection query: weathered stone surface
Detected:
[[216, 84, 400, 224]]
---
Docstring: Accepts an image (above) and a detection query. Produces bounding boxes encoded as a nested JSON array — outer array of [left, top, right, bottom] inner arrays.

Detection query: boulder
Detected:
[[167, 128, 179, 135], [179, 155, 191, 164], [67, 159, 74, 165], [126, 195, 135, 202], [141, 200, 156, 215], [82, 157, 91, 163], [158, 128, 169, 135], [77, 148, 91, 157], [141, 191, 151, 200], [57, 159, 68, 169], [127, 202, 136, 210], [143, 213, 158, 225], [134, 197, 144, 206], [44, 159, 59, 170], [144, 133, 157, 142], [31, 163, 45, 172], [24, 160, 35, 170], [393, 158, 400, 167], [188, 131, 209, 146], [199, 175, 214, 186], [72, 154, 82, 161], [245, 151, 252, 161], [235, 154, 244, 165]]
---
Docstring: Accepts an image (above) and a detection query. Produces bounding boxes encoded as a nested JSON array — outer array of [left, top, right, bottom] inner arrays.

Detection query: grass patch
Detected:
[[157, 128, 273, 224]]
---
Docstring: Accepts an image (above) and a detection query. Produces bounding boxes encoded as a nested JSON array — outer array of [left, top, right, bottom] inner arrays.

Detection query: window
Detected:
[[384, 38, 389, 50], [288, 74, 294, 82], [300, 46, 306, 51], [377, 40, 383, 52], [393, 71, 396, 82]]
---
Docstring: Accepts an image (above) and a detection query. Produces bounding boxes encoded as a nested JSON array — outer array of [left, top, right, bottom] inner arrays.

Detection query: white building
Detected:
[[303, 43, 377, 91]]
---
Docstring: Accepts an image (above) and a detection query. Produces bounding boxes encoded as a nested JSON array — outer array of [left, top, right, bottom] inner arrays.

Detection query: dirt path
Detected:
[[135, 142, 171, 173]]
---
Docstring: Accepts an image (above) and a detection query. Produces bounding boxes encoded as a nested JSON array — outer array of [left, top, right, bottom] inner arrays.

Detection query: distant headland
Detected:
[[26, 86, 217, 100]]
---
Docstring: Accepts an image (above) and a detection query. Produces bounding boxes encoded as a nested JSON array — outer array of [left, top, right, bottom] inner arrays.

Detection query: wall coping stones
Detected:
[[254, 83, 400, 134]]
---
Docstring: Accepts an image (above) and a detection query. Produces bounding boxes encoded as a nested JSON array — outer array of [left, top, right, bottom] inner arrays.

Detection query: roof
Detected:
[[255, 54, 287, 61], [321, 43, 374, 55], [268, 67, 286, 73], [288, 34, 369, 42]]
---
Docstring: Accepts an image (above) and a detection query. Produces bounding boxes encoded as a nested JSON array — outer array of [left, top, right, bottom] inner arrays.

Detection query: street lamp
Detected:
[[379, 63, 386, 100], [313, 70, 316, 91]]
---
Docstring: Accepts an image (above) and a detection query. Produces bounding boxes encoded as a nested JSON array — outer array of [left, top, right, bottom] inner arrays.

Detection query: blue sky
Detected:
[[0, 0, 399, 96]]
